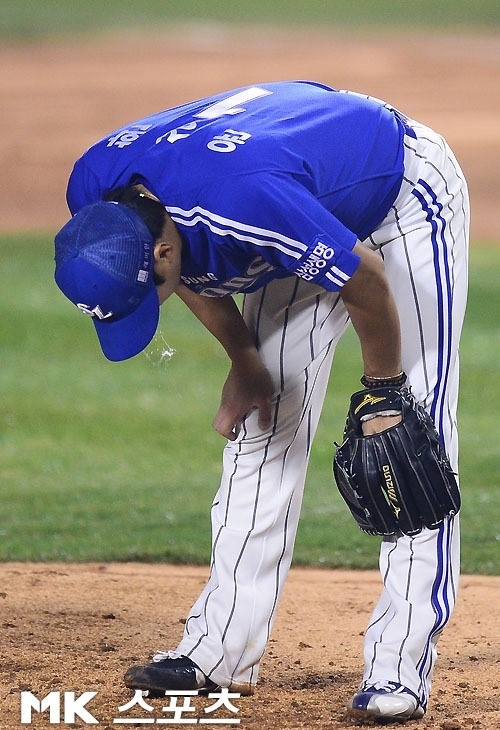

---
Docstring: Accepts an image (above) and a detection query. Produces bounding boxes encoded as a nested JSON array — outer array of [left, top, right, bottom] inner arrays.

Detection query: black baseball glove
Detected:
[[333, 386, 461, 536]]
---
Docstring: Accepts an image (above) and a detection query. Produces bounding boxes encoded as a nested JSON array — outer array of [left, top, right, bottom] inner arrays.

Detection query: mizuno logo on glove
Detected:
[[382, 464, 401, 517], [354, 394, 386, 415]]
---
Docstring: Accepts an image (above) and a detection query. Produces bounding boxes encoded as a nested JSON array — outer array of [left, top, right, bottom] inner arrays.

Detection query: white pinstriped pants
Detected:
[[173, 122, 470, 704]]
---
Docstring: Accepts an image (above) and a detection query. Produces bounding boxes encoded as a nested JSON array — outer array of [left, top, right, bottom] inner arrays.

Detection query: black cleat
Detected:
[[124, 654, 219, 698]]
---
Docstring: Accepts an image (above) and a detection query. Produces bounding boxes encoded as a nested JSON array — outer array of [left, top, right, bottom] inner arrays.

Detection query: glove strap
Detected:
[[360, 371, 407, 388], [350, 385, 405, 421]]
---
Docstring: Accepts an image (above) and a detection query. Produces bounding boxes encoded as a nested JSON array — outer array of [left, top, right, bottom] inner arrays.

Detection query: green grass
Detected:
[[1, 0, 499, 38], [1, 236, 499, 573]]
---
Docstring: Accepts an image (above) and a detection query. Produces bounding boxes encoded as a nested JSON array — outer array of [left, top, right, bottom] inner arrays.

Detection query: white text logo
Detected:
[[295, 241, 335, 281], [18, 688, 241, 725], [155, 87, 271, 147], [20, 691, 98, 724], [76, 303, 113, 319], [197, 256, 273, 296], [206, 129, 251, 153], [107, 124, 152, 148]]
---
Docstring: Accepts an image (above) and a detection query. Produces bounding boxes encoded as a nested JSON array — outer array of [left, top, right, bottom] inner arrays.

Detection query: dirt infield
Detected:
[[1, 25, 499, 729], [1, 564, 499, 728]]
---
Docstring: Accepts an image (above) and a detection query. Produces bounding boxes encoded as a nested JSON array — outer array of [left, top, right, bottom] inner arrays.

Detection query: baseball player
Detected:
[[54, 81, 469, 722]]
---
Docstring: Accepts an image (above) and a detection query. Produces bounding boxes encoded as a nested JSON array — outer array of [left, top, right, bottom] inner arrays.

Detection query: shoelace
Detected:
[[151, 650, 210, 689], [152, 650, 182, 663], [365, 681, 405, 694]]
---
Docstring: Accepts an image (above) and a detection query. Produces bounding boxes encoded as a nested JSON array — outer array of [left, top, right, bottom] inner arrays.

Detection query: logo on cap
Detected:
[[76, 303, 114, 320]]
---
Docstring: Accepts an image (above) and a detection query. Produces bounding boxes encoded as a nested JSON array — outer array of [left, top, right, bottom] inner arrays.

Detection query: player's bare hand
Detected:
[[361, 413, 402, 435], [213, 359, 274, 440]]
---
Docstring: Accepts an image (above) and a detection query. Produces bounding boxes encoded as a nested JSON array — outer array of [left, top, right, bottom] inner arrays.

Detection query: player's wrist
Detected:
[[228, 345, 267, 378], [360, 371, 407, 388]]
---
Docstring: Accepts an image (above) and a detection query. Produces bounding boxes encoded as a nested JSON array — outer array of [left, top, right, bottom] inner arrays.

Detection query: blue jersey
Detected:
[[66, 81, 408, 296]]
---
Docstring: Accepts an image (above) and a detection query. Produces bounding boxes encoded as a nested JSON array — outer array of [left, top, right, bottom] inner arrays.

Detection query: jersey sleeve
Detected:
[[65, 157, 106, 214], [209, 172, 361, 291]]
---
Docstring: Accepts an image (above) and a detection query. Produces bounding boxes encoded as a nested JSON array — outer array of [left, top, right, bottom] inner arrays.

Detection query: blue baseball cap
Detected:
[[54, 201, 159, 361]]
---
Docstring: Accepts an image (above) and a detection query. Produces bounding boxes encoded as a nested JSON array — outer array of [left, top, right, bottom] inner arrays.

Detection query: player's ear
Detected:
[[154, 241, 173, 262]]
